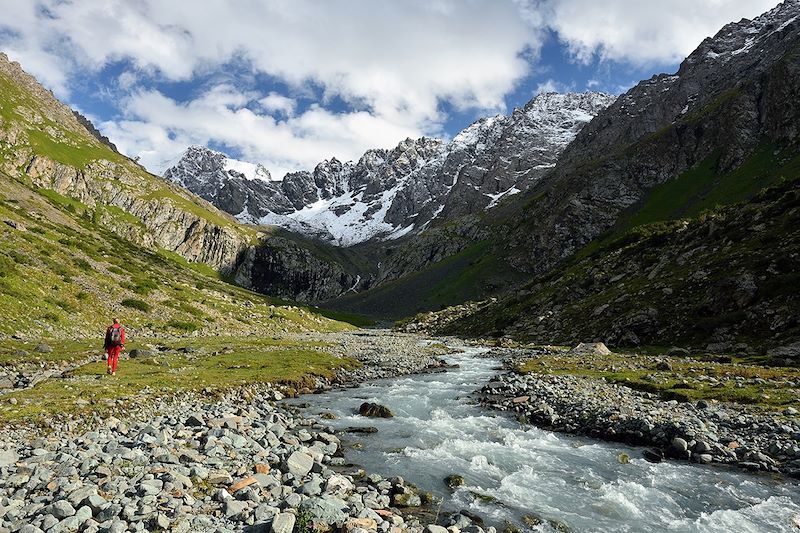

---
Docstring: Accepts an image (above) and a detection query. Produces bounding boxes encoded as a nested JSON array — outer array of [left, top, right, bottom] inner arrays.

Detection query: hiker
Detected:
[[104, 318, 125, 376]]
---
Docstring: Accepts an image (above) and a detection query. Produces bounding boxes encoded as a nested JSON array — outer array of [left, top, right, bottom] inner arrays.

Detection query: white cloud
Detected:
[[259, 93, 296, 117], [0, 0, 784, 177], [0, 0, 544, 174], [538, 0, 780, 65], [535, 79, 573, 94], [102, 84, 424, 178]]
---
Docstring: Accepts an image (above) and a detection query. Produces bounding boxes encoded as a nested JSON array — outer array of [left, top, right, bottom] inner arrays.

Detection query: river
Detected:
[[290, 346, 800, 532]]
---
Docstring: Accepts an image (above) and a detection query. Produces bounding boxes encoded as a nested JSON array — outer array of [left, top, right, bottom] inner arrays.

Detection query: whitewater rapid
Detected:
[[290, 347, 800, 532]]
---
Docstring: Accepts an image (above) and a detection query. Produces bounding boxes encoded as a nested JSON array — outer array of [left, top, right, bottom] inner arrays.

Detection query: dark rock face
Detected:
[[237, 238, 360, 302], [501, 1, 800, 275], [165, 93, 614, 246]]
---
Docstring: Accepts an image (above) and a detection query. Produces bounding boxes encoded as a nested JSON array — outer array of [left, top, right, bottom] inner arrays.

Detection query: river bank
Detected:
[[0, 331, 460, 533], [1, 331, 799, 532], [472, 345, 800, 477]]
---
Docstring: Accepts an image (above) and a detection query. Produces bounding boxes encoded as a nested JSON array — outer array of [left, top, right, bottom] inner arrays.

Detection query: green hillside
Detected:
[[0, 171, 350, 339], [412, 177, 800, 353]]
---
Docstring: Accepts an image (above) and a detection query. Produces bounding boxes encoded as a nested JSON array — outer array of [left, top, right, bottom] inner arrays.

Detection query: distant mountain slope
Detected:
[[0, 53, 253, 274], [495, 0, 800, 277], [0, 51, 360, 318], [406, 176, 800, 353], [0, 170, 349, 339], [165, 92, 615, 246], [402, 1, 800, 350]]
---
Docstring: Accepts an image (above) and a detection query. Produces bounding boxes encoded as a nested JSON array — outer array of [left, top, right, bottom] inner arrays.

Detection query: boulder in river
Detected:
[[444, 474, 465, 489], [344, 426, 379, 433], [642, 448, 664, 463], [358, 402, 394, 418]]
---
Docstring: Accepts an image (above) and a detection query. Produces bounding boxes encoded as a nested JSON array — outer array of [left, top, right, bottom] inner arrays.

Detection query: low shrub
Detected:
[[121, 298, 152, 312]]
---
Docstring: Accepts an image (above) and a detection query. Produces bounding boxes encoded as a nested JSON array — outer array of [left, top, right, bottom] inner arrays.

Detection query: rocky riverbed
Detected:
[[2, 331, 799, 533], [476, 345, 800, 477], [296, 330, 455, 386], [0, 331, 469, 533]]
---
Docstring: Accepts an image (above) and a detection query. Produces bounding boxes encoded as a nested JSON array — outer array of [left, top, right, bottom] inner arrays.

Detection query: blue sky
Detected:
[[0, 0, 780, 177]]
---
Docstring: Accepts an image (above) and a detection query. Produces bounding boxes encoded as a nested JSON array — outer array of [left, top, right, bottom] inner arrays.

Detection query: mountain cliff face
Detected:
[[0, 53, 253, 274], [405, 0, 800, 349], [405, 177, 800, 353], [499, 0, 800, 276], [165, 92, 615, 246]]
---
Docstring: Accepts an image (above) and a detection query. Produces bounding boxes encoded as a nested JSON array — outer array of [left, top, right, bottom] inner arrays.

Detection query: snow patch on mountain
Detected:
[[165, 91, 616, 246]]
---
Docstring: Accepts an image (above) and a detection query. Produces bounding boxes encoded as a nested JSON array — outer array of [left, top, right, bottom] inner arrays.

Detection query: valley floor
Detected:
[[0, 330, 797, 532]]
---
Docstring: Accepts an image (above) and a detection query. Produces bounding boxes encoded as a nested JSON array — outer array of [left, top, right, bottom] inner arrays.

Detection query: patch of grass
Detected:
[[518, 351, 800, 410], [37, 188, 87, 214], [73, 257, 93, 272], [0, 343, 360, 423], [123, 278, 159, 296], [27, 129, 125, 169], [158, 248, 223, 280], [0, 339, 103, 366], [313, 307, 375, 327], [0, 253, 18, 277], [167, 320, 200, 333], [121, 298, 152, 313]]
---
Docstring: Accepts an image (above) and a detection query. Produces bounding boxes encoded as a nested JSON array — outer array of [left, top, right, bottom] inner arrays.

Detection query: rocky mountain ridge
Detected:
[[401, 0, 800, 350], [0, 53, 252, 275], [498, 0, 800, 277], [165, 92, 615, 246]]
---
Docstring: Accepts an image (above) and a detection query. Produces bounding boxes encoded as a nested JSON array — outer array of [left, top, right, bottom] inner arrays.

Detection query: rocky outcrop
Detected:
[[24, 155, 248, 273], [71, 111, 118, 153], [165, 92, 615, 246], [234, 236, 360, 302], [0, 53, 250, 274]]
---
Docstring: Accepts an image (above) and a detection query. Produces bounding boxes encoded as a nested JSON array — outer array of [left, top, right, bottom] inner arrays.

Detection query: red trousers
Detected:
[[107, 346, 121, 372]]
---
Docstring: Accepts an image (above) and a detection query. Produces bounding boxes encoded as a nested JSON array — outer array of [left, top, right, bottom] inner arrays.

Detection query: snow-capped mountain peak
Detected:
[[164, 91, 616, 246]]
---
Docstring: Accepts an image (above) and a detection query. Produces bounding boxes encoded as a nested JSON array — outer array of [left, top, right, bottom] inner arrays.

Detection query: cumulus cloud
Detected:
[[538, 0, 780, 65], [0, 0, 784, 177], [103, 84, 424, 178], [535, 79, 574, 95], [259, 93, 296, 117], [0, 0, 546, 174]]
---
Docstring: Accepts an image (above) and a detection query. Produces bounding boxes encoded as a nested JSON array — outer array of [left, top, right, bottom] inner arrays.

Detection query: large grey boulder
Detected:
[[299, 495, 349, 527], [569, 343, 611, 356], [284, 451, 314, 478], [270, 512, 296, 533], [0, 449, 18, 467]]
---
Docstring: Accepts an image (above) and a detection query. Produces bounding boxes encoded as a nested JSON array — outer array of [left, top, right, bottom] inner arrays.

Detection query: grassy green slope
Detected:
[[0, 171, 352, 339], [0, 57, 255, 241], [431, 178, 800, 351], [325, 239, 526, 321], [577, 144, 800, 259]]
